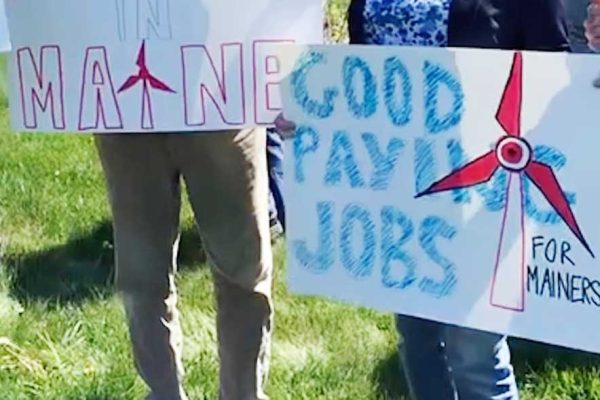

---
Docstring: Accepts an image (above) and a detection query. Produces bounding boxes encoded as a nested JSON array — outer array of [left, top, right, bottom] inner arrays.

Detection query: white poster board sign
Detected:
[[279, 44, 600, 353], [0, 0, 10, 52], [5, 0, 322, 133]]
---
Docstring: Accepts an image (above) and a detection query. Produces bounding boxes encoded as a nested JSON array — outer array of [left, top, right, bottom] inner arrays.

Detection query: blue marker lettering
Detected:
[[340, 204, 376, 278], [291, 51, 339, 119], [324, 130, 366, 188], [446, 139, 472, 204], [293, 202, 334, 273], [362, 132, 404, 191], [293, 125, 320, 184], [414, 138, 436, 194], [444, 139, 507, 211], [343, 56, 378, 119], [383, 56, 412, 126], [424, 61, 464, 134], [381, 206, 417, 289], [525, 145, 575, 224], [419, 216, 458, 298]]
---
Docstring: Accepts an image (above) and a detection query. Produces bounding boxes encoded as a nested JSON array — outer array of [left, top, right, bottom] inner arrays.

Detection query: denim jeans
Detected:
[[396, 315, 519, 400], [267, 128, 285, 230]]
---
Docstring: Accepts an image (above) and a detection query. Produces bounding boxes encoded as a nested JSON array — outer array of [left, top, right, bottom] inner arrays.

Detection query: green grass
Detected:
[[2, 2, 600, 399]]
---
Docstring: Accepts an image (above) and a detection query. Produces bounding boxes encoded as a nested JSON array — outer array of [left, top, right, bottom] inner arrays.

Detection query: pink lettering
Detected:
[[253, 40, 293, 124], [78, 47, 123, 131], [181, 43, 245, 127], [92, 62, 105, 85], [16, 46, 66, 130]]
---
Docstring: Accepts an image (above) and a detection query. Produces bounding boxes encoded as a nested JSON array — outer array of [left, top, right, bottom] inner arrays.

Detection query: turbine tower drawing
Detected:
[[118, 40, 176, 129], [416, 52, 593, 311]]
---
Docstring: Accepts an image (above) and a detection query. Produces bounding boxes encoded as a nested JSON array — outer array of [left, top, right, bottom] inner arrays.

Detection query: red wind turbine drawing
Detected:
[[416, 52, 594, 312], [118, 40, 176, 129]]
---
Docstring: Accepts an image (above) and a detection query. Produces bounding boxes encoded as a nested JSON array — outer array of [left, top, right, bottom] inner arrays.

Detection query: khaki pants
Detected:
[[94, 129, 273, 400]]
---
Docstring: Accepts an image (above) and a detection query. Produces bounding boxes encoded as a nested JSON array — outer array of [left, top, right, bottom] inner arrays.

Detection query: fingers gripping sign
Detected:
[[585, 0, 600, 88], [274, 112, 297, 139], [585, 0, 600, 52]]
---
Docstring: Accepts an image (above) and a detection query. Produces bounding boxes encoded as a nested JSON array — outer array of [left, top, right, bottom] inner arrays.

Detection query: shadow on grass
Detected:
[[63, 397, 129, 400], [3, 220, 208, 306], [511, 338, 600, 375], [372, 338, 600, 399], [372, 351, 410, 399]]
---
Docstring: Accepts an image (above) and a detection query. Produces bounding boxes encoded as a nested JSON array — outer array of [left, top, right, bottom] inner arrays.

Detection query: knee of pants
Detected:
[[114, 257, 175, 301], [117, 269, 179, 317], [211, 258, 273, 301], [116, 279, 176, 313], [205, 232, 273, 297]]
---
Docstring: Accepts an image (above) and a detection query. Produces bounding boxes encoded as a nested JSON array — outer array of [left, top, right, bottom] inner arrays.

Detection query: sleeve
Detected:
[[347, 0, 367, 44], [522, 0, 571, 52]]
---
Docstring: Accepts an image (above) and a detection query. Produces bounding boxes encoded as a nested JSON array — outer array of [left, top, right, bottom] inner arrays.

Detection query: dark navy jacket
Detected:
[[348, 0, 571, 51]]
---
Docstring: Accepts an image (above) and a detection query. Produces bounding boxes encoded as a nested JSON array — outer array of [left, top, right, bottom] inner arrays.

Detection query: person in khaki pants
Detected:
[[95, 129, 273, 400]]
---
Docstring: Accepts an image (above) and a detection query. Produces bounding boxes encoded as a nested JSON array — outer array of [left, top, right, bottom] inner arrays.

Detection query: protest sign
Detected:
[[279, 44, 600, 353], [4, 0, 322, 133], [0, 0, 10, 52]]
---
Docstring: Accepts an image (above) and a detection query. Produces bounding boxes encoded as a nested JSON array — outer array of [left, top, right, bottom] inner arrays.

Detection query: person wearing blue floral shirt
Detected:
[[361, 0, 450, 47], [278, 0, 570, 399]]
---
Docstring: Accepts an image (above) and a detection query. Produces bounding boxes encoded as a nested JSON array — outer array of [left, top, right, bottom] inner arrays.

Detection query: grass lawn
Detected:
[[2, 1, 600, 399]]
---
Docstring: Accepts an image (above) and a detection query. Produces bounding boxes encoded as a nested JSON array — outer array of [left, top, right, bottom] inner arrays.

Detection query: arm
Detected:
[[347, 0, 366, 44], [585, 0, 600, 51], [522, 0, 570, 52]]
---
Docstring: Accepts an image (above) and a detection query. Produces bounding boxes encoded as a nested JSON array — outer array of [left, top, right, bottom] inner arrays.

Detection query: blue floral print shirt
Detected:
[[363, 0, 452, 47]]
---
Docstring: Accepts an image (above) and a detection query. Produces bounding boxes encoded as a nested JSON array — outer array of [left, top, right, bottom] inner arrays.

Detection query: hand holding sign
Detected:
[[585, 0, 600, 51], [273, 112, 297, 139]]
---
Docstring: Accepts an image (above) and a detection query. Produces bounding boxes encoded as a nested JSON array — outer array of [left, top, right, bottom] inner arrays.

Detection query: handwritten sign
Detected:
[[0, 0, 10, 52], [279, 44, 600, 354], [4, 0, 322, 133]]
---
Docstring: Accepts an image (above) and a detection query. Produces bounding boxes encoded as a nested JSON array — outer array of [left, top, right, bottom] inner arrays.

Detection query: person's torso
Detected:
[[350, 0, 570, 52], [363, 0, 451, 46]]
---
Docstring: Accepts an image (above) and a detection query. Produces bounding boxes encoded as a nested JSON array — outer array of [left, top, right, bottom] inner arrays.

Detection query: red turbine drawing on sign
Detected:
[[416, 52, 594, 312], [118, 40, 176, 129]]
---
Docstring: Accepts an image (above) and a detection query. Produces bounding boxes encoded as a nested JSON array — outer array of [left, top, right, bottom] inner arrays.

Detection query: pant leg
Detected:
[[266, 128, 285, 230], [169, 129, 273, 400], [94, 134, 187, 400], [395, 315, 457, 400], [267, 130, 277, 226], [443, 325, 518, 400], [268, 190, 278, 226]]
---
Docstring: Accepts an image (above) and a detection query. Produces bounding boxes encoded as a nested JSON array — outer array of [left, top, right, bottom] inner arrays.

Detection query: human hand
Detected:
[[273, 112, 297, 139], [584, 0, 600, 51]]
